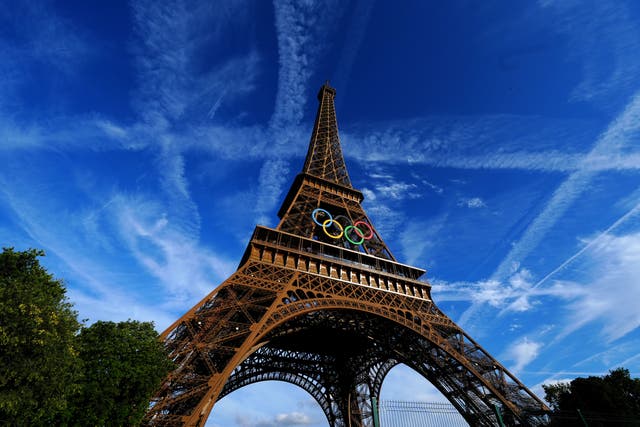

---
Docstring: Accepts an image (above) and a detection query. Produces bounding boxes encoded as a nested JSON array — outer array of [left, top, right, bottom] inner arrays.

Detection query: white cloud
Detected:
[[0, 3, 90, 86], [130, 0, 261, 137], [245, 0, 347, 223], [233, 411, 316, 427], [399, 215, 447, 266], [113, 194, 235, 306], [540, 1, 640, 105], [342, 111, 640, 174], [0, 177, 180, 329], [435, 228, 640, 344], [422, 180, 444, 195], [529, 201, 640, 291], [457, 197, 486, 209], [255, 159, 291, 226], [208, 383, 324, 427], [362, 203, 405, 240], [505, 337, 542, 373], [559, 232, 640, 342], [361, 187, 377, 201], [0, 115, 138, 152], [375, 182, 420, 200], [270, 0, 344, 132], [432, 266, 592, 325], [274, 412, 314, 425], [96, 120, 128, 140], [458, 89, 640, 327], [433, 267, 537, 312]]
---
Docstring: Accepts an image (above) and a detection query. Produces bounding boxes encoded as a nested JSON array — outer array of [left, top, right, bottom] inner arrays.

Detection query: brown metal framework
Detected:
[[143, 83, 550, 426]]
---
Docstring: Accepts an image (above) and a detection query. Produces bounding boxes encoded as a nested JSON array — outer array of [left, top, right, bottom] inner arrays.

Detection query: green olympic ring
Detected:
[[311, 208, 374, 245]]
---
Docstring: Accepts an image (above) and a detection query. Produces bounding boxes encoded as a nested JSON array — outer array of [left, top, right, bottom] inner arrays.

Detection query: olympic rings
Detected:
[[311, 209, 374, 246]]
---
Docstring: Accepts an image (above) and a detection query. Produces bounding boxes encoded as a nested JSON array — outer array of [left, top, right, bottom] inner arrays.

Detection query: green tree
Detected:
[[0, 248, 81, 426], [543, 368, 640, 425], [68, 320, 173, 426]]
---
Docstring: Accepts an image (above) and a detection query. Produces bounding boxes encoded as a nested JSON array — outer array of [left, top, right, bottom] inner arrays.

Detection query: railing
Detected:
[[378, 400, 469, 427], [244, 225, 426, 281], [243, 226, 433, 301]]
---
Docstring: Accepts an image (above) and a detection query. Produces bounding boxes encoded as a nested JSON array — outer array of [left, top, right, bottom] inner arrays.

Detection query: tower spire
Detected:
[[302, 82, 352, 187]]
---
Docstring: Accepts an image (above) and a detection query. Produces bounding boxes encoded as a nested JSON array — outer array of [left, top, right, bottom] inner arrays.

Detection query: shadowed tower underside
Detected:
[[143, 83, 549, 426]]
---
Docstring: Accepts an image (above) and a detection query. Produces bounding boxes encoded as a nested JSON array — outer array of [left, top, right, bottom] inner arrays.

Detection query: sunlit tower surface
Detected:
[[143, 83, 550, 426]]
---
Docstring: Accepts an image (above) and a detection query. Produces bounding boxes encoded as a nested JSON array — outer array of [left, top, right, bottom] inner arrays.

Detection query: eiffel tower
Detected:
[[144, 83, 549, 426]]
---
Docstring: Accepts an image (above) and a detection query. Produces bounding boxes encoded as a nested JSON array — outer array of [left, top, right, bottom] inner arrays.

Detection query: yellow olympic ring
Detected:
[[322, 218, 344, 239]]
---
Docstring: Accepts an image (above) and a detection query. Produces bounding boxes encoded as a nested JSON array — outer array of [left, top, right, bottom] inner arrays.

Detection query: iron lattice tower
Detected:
[[144, 84, 549, 426]]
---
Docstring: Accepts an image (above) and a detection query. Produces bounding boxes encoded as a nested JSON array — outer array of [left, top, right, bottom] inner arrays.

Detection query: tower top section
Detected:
[[301, 82, 352, 188]]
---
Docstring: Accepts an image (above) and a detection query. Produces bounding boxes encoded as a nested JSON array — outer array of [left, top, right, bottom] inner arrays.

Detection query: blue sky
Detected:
[[2, 1, 640, 426]]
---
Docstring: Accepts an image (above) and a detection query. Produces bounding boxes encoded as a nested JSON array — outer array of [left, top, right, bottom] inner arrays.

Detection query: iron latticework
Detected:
[[143, 83, 550, 426]]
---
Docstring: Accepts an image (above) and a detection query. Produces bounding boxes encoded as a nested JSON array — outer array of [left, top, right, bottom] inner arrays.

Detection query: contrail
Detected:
[[532, 201, 640, 290], [458, 90, 640, 327], [499, 199, 640, 315]]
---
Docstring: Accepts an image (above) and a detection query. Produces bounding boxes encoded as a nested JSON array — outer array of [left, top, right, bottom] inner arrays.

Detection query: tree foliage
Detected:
[[67, 320, 173, 426], [0, 248, 81, 425], [0, 248, 173, 426], [543, 368, 640, 425]]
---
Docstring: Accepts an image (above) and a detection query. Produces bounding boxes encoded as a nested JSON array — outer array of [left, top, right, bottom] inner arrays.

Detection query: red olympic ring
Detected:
[[311, 209, 374, 245]]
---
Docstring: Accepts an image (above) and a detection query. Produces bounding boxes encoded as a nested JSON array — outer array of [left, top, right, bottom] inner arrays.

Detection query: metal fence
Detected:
[[378, 400, 469, 427]]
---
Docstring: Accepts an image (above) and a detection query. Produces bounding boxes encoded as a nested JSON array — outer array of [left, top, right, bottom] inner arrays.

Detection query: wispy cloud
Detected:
[[362, 168, 435, 202], [399, 215, 447, 266], [0, 2, 90, 88], [558, 232, 640, 342], [362, 203, 406, 242], [255, 159, 291, 226], [0, 2, 94, 138], [457, 197, 486, 209], [346, 135, 640, 173], [270, 0, 343, 131], [455, 90, 640, 329], [431, 268, 588, 315], [572, 340, 640, 370], [492, 91, 640, 283], [131, 0, 257, 126], [251, 0, 348, 223], [273, 413, 315, 425], [0, 1, 264, 331], [434, 228, 640, 344], [540, 1, 640, 107], [504, 337, 542, 373], [210, 383, 323, 427], [415, 176, 444, 195], [237, 412, 315, 427], [375, 182, 420, 200], [112, 194, 235, 304], [0, 177, 172, 328], [515, 199, 640, 298], [343, 114, 620, 172], [331, 0, 375, 105]]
